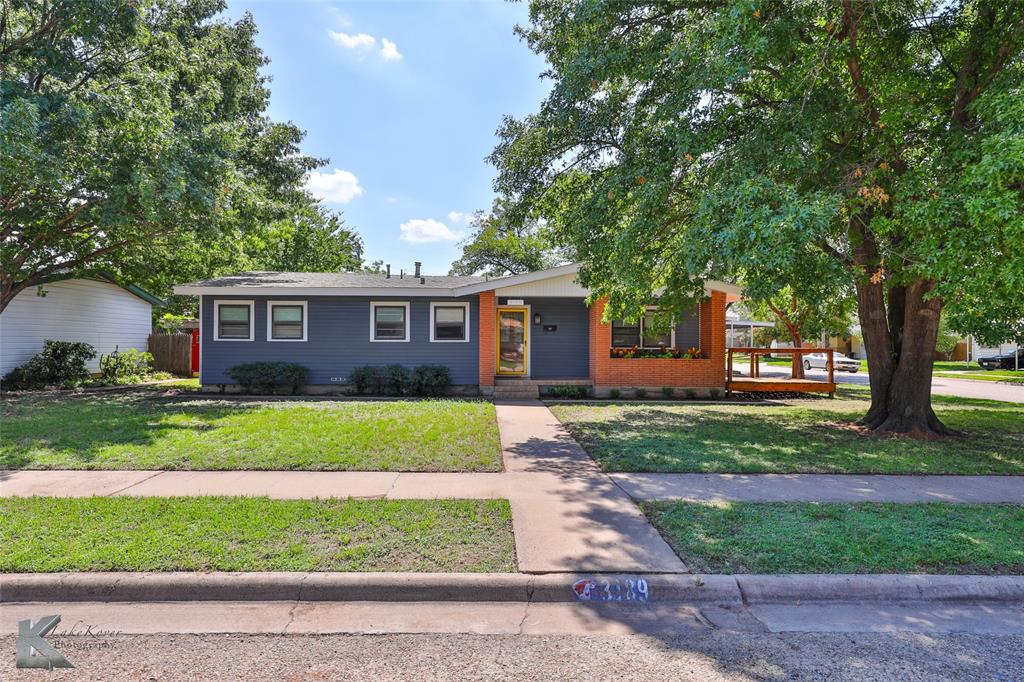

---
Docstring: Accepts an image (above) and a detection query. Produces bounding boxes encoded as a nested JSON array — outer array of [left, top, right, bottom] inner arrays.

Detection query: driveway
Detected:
[[752, 365, 1024, 404]]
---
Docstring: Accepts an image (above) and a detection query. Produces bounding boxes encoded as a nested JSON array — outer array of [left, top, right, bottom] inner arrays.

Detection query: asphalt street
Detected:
[[3, 631, 1023, 681], [756, 365, 1024, 403]]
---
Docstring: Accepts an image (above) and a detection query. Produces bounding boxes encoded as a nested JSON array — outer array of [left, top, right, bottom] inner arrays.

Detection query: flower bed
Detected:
[[610, 346, 705, 359]]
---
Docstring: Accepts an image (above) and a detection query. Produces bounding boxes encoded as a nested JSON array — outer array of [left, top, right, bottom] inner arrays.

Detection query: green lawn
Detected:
[[1, 392, 502, 471], [0, 497, 515, 572], [643, 501, 1024, 574], [931, 363, 1024, 384], [550, 390, 1024, 474]]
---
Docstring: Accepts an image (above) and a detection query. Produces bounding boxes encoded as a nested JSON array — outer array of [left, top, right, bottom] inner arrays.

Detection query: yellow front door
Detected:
[[496, 307, 528, 375]]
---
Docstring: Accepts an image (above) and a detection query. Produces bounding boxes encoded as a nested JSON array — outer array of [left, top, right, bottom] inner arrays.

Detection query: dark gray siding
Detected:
[[675, 306, 701, 350], [498, 297, 590, 379], [200, 295, 479, 385]]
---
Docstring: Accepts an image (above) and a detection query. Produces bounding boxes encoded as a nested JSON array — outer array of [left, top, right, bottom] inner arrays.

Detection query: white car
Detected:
[[803, 352, 860, 373]]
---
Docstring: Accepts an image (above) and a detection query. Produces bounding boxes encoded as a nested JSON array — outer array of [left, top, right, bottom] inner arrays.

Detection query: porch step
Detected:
[[492, 379, 540, 400]]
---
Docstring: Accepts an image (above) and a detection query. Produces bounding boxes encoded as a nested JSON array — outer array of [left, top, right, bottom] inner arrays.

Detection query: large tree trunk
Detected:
[[788, 332, 805, 380], [856, 278, 959, 437]]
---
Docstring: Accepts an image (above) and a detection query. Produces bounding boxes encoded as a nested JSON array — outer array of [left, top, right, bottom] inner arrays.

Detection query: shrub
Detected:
[[548, 385, 588, 399], [608, 388, 621, 399], [349, 366, 383, 395], [382, 364, 411, 396], [99, 347, 153, 384], [2, 340, 97, 390], [634, 387, 647, 399], [709, 387, 723, 400], [661, 387, 675, 399], [228, 362, 309, 394], [684, 388, 698, 400], [411, 365, 452, 396]]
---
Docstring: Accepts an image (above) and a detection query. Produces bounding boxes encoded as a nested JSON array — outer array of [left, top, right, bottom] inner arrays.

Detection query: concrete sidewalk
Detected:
[[612, 473, 1024, 503], [6, 469, 1021, 505]]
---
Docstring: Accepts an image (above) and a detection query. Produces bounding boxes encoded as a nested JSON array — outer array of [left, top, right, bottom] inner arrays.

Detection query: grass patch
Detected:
[[643, 501, 1024, 574], [550, 390, 1024, 474], [0, 497, 515, 572], [1, 392, 501, 471], [934, 371, 1024, 384]]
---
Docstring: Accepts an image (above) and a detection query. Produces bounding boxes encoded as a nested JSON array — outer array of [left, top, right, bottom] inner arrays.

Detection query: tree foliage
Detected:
[[0, 0, 340, 312], [492, 0, 1024, 435], [449, 198, 563, 277]]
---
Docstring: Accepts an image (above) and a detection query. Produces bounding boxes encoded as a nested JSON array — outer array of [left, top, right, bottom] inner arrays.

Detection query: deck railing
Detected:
[[726, 347, 836, 397]]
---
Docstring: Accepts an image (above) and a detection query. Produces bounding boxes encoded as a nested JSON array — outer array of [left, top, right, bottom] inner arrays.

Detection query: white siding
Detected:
[[0, 279, 152, 375], [496, 273, 590, 298]]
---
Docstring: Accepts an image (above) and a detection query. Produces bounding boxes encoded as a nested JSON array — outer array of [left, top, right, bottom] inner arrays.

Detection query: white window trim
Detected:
[[213, 299, 254, 342], [370, 301, 411, 342], [611, 306, 676, 349], [429, 301, 471, 343], [266, 300, 308, 342]]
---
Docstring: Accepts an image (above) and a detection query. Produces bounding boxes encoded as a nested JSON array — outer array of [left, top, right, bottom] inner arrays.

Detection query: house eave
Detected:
[[172, 285, 469, 297]]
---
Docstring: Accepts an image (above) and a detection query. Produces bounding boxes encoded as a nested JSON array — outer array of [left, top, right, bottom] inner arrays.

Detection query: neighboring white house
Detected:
[[0, 276, 161, 376]]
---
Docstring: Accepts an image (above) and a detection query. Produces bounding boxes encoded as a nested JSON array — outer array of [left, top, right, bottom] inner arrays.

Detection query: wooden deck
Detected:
[[726, 347, 837, 397], [726, 376, 836, 396]]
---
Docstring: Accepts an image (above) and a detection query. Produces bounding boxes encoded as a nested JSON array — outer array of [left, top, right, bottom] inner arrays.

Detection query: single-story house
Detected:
[[173, 263, 741, 398], [0, 274, 163, 376]]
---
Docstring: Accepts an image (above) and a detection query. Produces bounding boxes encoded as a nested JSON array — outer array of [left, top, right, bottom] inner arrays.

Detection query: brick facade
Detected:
[[587, 292, 726, 395], [478, 290, 496, 387]]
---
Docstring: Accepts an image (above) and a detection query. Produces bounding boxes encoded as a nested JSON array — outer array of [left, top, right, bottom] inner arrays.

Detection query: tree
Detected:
[[1, 0, 322, 313], [492, 1, 1024, 436], [449, 198, 562, 277], [746, 284, 856, 379], [242, 205, 363, 273]]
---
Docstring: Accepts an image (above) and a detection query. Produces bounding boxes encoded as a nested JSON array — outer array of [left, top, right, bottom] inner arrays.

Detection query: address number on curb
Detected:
[[572, 578, 649, 602]]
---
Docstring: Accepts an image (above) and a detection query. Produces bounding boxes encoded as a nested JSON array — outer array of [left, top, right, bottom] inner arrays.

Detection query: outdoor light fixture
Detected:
[[533, 313, 542, 325]]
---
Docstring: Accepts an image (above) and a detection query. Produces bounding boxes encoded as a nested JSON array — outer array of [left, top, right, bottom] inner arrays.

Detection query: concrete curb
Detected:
[[4, 572, 1024, 604], [0, 573, 740, 604], [736, 574, 1024, 603]]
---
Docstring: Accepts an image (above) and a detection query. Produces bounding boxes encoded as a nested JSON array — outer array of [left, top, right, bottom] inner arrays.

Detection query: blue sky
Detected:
[[221, 1, 549, 275]]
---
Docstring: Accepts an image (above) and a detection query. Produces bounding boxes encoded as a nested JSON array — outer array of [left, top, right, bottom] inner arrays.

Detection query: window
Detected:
[[641, 310, 672, 348], [214, 300, 253, 341], [267, 301, 307, 342], [611, 308, 675, 348], [370, 301, 410, 342], [430, 302, 470, 342]]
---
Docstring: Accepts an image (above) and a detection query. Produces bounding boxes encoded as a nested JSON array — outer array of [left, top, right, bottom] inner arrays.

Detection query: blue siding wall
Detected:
[[200, 295, 479, 385], [498, 297, 590, 379]]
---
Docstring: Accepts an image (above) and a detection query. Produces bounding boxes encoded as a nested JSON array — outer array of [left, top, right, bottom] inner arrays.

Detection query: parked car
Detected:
[[978, 349, 1024, 370], [803, 352, 860, 373]]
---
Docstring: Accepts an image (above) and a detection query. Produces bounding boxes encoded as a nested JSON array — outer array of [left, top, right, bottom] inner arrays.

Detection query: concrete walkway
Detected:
[[493, 401, 686, 574], [612, 473, 1024, 503]]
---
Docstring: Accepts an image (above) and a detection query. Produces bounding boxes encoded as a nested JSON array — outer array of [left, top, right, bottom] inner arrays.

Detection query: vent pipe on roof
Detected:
[[414, 261, 422, 278], [386, 264, 391, 279], [400, 269, 404, 279]]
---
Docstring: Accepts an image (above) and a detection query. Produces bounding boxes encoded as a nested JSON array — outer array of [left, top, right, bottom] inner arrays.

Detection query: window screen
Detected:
[[218, 304, 251, 339], [374, 305, 407, 340], [271, 305, 304, 340], [433, 306, 466, 340]]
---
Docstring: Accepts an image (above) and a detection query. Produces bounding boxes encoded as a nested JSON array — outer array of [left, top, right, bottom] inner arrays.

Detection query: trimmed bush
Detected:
[[548, 385, 589, 399], [661, 387, 675, 399], [411, 365, 452, 397], [2, 340, 97, 390], [99, 347, 153, 385], [709, 387, 723, 400], [608, 388, 621, 400], [684, 388, 698, 400], [381, 364, 411, 396], [634, 387, 647, 399], [228, 362, 309, 394], [348, 366, 383, 395]]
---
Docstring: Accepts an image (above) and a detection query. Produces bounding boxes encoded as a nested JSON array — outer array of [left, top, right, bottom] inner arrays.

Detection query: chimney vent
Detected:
[[414, 262, 422, 278], [386, 264, 391, 279], [400, 269, 404, 279]]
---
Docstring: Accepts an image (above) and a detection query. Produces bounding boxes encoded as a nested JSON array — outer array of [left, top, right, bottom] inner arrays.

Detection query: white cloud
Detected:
[[380, 38, 402, 61], [305, 169, 364, 204], [329, 31, 375, 50], [328, 30, 402, 62], [447, 211, 470, 224], [399, 218, 460, 244]]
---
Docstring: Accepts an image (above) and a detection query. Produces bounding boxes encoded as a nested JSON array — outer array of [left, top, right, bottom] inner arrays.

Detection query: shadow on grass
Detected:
[[555, 402, 1024, 474]]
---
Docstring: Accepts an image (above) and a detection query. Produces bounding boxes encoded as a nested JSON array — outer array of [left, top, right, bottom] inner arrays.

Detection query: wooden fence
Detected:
[[148, 332, 192, 376]]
